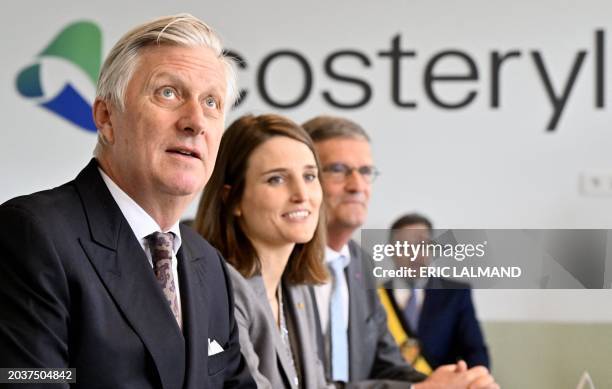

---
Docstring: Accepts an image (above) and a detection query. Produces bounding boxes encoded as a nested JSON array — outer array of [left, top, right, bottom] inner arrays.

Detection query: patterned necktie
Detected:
[[328, 255, 349, 382], [404, 287, 419, 334], [147, 232, 182, 329]]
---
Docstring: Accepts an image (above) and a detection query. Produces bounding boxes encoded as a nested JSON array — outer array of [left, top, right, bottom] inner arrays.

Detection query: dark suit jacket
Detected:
[[382, 279, 490, 369], [0, 159, 255, 389], [312, 240, 427, 388]]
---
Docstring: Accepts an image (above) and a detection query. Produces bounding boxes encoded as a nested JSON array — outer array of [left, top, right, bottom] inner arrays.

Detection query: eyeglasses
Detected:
[[322, 163, 380, 183]]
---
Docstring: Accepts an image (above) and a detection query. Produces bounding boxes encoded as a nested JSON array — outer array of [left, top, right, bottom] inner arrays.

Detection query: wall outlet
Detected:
[[580, 171, 612, 196]]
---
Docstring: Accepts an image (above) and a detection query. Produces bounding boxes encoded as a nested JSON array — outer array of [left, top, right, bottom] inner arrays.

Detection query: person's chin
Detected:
[[287, 228, 316, 244], [339, 202, 367, 214], [159, 175, 203, 198], [339, 211, 366, 227]]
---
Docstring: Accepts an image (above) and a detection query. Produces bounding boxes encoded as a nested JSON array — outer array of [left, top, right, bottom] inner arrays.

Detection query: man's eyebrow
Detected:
[[206, 83, 226, 100], [148, 72, 185, 86], [148, 72, 225, 102]]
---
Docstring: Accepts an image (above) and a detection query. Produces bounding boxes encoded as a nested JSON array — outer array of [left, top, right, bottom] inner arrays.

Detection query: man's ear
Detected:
[[93, 98, 115, 144]]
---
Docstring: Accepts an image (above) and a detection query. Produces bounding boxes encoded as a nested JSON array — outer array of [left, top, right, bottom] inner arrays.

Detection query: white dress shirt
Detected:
[[99, 168, 183, 328], [391, 276, 427, 318], [392, 288, 425, 314], [314, 245, 351, 335]]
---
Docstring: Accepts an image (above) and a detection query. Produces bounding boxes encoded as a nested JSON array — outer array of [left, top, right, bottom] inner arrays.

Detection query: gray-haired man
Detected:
[[304, 115, 498, 389], [0, 14, 254, 388]]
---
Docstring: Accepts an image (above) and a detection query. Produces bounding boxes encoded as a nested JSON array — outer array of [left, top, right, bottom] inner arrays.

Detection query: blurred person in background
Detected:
[[304, 115, 497, 389], [378, 213, 490, 373]]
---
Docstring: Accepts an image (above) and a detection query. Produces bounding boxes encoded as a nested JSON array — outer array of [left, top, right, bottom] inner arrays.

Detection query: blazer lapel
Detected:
[[347, 241, 367, 379], [246, 275, 296, 387], [75, 159, 186, 389], [384, 287, 417, 338], [176, 235, 209, 389], [308, 286, 328, 378], [285, 285, 314, 388]]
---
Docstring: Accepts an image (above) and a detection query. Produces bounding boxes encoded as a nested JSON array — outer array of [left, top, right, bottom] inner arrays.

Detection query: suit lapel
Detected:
[[176, 234, 209, 389], [246, 275, 296, 387], [346, 241, 366, 380], [75, 159, 186, 389], [384, 287, 417, 338], [286, 285, 316, 388], [418, 279, 441, 336], [308, 286, 328, 378]]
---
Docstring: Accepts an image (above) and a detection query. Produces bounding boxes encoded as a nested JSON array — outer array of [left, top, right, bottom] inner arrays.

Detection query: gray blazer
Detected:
[[228, 265, 333, 389], [313, 241, 427, 388]]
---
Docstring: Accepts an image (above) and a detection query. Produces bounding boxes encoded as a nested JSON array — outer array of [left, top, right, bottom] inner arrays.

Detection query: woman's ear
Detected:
[[223, 185, 242, 216], [222, 185, 231, 202]]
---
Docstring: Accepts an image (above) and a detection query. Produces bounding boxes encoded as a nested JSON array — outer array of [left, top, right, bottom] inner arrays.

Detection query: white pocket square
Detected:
[[208, 338, 224, 356]]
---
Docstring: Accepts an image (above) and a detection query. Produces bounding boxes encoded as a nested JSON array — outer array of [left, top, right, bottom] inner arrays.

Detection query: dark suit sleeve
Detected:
[[216, 253, 257, 388], [0, 204, 70, 388], [455, 289, 490, 368]]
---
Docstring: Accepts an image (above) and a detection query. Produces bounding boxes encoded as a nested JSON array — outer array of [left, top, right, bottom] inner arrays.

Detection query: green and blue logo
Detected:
[[15, 21, 102, 133]]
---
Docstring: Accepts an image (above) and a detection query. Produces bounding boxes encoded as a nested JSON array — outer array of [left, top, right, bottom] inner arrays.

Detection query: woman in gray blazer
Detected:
[[195, 114, 332, 389]]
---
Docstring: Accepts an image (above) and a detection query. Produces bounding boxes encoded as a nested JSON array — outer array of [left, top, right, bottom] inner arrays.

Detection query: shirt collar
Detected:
[[98, 167, 182, 254], [325, 244, 350, 269], [389, 275, 428, 289]]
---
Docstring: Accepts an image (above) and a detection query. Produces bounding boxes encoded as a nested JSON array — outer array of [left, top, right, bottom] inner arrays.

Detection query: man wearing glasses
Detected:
[[303, 116, 498, 389]]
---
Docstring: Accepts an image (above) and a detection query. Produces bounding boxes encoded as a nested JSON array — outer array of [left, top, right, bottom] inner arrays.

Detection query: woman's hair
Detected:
[[194, 114, 328, 285]]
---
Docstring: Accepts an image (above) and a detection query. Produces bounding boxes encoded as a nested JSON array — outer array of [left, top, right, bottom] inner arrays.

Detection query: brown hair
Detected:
[[194, 114, 328, 285], [390, 213, 433, 231], [389, 213, 433, 243]]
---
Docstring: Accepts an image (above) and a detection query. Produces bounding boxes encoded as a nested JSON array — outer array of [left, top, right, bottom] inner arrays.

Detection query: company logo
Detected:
[[229, 30, 606, 132], [16, 21, 101, 133]]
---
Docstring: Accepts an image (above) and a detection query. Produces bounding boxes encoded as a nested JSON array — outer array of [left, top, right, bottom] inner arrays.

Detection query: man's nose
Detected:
[[177, 98, 206, 135], [345, 169, 368, 192]]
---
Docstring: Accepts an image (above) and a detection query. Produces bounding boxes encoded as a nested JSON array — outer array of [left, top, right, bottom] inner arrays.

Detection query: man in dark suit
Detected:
[[303, 116, 498, 389], [379, 213, 489, 371], [0, 14, 254, 389]]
